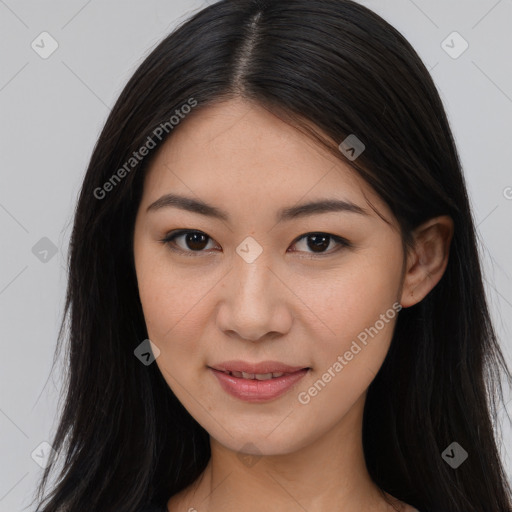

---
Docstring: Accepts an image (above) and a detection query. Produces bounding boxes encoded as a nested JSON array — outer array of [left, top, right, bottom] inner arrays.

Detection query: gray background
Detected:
[[1, 0, 511, 510]]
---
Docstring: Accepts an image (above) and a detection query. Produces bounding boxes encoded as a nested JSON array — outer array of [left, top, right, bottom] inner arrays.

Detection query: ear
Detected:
[[400, 215, 454, 308]]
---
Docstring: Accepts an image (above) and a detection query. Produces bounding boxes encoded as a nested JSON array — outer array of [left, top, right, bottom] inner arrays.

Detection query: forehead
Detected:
[[139, 98, 389, 223]]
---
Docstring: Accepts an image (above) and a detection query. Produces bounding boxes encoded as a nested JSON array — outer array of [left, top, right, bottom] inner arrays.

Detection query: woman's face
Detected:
[[133, 98, 406, 455]]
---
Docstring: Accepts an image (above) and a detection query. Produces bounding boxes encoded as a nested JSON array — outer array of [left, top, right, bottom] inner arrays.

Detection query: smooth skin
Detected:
[[132, 98, 453, 512]]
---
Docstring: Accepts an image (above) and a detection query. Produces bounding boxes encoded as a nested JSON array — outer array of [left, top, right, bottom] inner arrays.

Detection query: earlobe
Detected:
[[400, 215, 454, 308]]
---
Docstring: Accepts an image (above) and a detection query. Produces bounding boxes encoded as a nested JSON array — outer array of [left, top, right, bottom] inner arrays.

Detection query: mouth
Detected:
[[208, 360, 311, 380], [208, 362, 311, 402], [210, 369, 309, 380]]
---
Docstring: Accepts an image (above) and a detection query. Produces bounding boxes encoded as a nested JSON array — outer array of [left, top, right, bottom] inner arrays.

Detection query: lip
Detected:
[[208, 363, 310, 403], [209, 360, 309, 374]]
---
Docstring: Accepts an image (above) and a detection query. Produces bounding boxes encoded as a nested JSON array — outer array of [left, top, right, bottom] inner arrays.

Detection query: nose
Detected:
[[215, 249, 293, 342]]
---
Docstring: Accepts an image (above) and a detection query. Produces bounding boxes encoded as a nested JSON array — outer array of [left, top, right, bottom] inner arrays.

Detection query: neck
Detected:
[[167, 393, 410, 512]]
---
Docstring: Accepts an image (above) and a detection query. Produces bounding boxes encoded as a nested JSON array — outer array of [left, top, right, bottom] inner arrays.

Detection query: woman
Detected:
[[32, 1, 512, 511]]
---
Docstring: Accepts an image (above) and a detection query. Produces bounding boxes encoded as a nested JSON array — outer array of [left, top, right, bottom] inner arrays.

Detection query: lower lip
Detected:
[[209, 367, 310, 402]]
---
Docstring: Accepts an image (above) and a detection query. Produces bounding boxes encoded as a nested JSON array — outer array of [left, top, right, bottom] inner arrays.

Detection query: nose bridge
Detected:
[[234, 243, 275, 309], [216, 239, 291, 341]]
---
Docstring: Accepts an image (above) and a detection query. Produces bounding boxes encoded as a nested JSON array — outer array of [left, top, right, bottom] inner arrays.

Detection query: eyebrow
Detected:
[[146, 193, 369, 222]]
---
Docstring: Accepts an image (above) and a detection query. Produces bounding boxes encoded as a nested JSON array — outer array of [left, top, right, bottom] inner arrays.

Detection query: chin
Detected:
[[210, 427, 309, 458]]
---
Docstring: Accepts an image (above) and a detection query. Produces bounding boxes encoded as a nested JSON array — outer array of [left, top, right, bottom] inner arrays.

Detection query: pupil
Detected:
[[308, 234, 329, 252]]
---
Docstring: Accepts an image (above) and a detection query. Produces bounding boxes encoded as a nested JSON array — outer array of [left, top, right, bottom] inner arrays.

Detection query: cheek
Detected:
[[135, 254, 222, 380], [139, 274, 203, 346], [139, 274, 207, 394], [295, 275, 400, 417], [135, 236, 202, 333], [301, 249, 402, 374]]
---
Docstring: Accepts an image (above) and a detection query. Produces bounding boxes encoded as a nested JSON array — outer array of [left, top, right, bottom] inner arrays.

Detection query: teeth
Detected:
[[254, 373, 273, 380], [227, 371, 287, 380]]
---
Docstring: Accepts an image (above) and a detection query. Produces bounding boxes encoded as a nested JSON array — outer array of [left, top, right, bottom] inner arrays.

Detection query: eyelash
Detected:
[[158, 230, 351, 258]]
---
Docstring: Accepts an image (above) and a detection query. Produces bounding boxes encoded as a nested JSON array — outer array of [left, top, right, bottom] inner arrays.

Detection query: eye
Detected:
[[159, 230, 350, 257], [289, 232, 350, 256], [159, 230, 219, 256]]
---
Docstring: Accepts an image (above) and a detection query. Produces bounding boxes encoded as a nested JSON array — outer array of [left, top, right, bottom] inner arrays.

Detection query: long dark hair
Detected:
[[32, 1, 512, 511]]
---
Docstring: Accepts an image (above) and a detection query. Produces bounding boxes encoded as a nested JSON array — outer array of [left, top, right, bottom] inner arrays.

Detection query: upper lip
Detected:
[[209, 360, 310, 374]]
